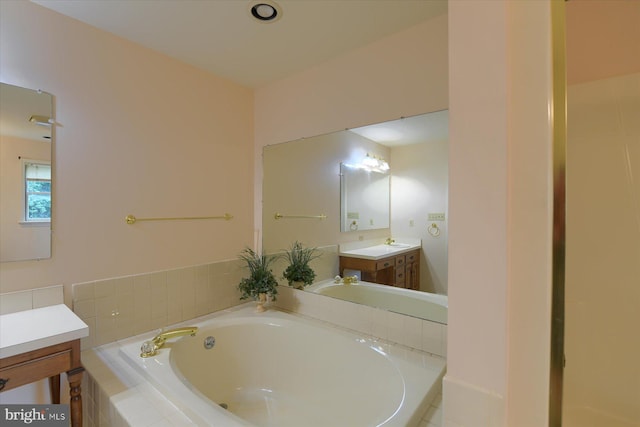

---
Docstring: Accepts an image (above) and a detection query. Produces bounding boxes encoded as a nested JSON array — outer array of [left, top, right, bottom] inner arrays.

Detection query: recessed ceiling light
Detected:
[[250, 1, 281, 23]]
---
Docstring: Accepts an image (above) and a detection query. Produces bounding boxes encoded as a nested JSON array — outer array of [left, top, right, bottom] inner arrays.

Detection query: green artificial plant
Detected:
[[282, 241, 321, 288], [237, 247, 279, 301]]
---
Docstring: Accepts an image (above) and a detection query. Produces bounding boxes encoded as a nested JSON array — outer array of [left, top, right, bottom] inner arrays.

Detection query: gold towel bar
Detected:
[[274, 213, 327, 220], [125, 213, 233, 224]]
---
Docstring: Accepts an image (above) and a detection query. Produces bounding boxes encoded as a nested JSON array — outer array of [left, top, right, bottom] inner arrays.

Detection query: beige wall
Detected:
[[446, 1, 554, 425], [391, 140, 449, 294], [566, 0, 640, 85], [564, 2, 640, 424], [564, 72, 640, 427], [0, 1, 254, 301]]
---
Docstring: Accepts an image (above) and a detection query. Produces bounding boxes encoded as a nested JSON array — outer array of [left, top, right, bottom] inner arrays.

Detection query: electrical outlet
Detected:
[[409, 219, 415, 227], [428, 213, 446, 221]]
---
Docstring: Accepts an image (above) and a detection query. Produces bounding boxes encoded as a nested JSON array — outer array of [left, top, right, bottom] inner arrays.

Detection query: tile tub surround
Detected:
[[74, 255, 446, 426], [72, 259, 245, 350], [270, 244, 447, 358], [80, 304, 445, 427], [274, 285, 448, 358]]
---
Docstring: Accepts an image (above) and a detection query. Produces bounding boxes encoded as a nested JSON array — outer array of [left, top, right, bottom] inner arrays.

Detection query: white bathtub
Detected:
[[119, 305, 445, 426], [307, 280, 448, 323]]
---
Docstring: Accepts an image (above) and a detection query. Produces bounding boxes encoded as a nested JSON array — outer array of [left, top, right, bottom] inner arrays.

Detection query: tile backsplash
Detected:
[[0, 285, 64, 315], [72, 246, 447, 359], [72, 259, 245, 349], [274, 285, 447, 358]]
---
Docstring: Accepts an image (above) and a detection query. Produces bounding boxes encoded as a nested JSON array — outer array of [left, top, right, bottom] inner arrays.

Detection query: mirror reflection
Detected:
[[263, 110, 449, 322], [0, 82, 53, 262], [340, 162, 390, 232]]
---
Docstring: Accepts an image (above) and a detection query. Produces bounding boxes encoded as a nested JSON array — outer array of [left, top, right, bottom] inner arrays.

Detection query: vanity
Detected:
[[0, 304, 88, 427], [339, 243, 421, 290]]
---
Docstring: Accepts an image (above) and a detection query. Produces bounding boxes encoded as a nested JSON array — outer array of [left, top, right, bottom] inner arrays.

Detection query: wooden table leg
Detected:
[[49, 374, 60, 404], [66, 366, 84, 427]]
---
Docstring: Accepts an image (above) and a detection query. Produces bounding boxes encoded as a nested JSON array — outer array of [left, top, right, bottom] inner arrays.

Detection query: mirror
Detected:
[[0, 82, 53, 262], [340, 163, 390, 232], [263, 110, 449, 321]]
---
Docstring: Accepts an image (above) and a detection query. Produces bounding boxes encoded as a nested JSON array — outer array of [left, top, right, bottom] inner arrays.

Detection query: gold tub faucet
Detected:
[[140, 326, 198, 358]]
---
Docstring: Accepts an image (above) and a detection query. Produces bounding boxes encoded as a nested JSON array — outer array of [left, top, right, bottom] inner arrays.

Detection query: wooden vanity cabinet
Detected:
[[0, 305, 87, 427], [0, 339, 84, 426], [339, 249, 420, 290]]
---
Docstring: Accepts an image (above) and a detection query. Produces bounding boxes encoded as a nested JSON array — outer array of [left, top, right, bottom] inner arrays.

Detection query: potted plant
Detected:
[[237, 247, 279, 312], [282, 241, 321, 289]]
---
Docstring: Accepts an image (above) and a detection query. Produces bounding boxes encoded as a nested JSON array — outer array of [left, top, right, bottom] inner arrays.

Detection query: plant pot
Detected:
[[291, 281, 305, 290], [255, 293, 267, 312]]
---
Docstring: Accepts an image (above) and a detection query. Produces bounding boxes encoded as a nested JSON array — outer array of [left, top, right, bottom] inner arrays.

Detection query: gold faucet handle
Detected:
[[152, 326, 198, 346], [142, 326, 198, 358]]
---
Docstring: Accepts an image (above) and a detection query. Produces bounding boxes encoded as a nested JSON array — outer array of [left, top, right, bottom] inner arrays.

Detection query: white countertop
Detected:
[[339, 242, 421, 260], [0, 304, 89, 359]]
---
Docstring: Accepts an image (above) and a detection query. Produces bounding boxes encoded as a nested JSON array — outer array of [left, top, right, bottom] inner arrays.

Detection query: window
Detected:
[[24, 161, 51, 222]]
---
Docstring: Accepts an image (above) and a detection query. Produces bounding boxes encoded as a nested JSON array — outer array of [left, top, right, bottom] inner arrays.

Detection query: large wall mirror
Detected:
[[0, 82, 53, 262], [263, 110, 449, 320]]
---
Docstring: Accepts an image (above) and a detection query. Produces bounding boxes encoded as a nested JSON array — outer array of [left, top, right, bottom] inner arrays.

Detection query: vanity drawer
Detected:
[[395, 267, 406, 287], [376, 258, 395, 270], [406, 251, 418, 263], [395, 255, 405, 267], [0, 351, 71, 392]]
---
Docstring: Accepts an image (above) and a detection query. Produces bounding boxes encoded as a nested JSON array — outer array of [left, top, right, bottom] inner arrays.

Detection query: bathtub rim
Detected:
[[309, 279, 448, 306], [117, 303, 446, 427], [307, 279, 448, 324]]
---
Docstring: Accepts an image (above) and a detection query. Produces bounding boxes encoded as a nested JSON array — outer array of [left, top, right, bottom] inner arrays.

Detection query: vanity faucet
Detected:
[[385, 237, 395, 245], [140, 326, 198, 358]]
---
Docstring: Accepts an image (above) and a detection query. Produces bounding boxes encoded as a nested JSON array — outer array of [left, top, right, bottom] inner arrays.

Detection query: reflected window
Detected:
[[24, 161, 51, 222]]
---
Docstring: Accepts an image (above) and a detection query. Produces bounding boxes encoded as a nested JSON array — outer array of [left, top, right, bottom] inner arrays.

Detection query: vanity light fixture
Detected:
[[29, 115, 52, 126], [361, 153, 390, 173], [362, 153, 379, 169], [249, 1, 282, 22]]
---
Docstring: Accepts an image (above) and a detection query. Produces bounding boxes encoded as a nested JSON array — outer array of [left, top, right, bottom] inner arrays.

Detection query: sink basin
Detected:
[[339, 243, 419, 260], [388, 243, 412, 248]]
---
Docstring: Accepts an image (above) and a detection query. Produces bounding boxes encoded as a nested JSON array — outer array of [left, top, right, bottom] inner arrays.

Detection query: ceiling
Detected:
[[350, 110, 448, 147], [31, 0, 447, 88]]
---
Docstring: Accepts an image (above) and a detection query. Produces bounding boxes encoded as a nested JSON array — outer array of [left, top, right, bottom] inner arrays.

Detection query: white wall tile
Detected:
[[74, 298, 96, 319], [422, 320, 444, 356], [73, 282, 95, 302], [442, 325, 448, 358], [94, 279, 116, 299], [0, 290, 33, 314], [114, 277, 133, 297], [371, 310, 389, 341], [32, 285, 63, 308], [402, 314, 424, 349], [81, 317, 96, 350]]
